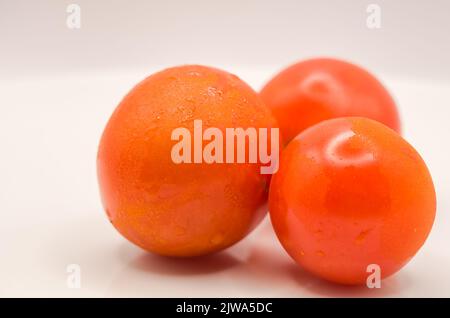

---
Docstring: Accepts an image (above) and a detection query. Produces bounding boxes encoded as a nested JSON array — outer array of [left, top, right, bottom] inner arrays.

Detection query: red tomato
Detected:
[[97, 65, 279, 257], [269, 117, 435, 285], [260, 58, 401, 143]]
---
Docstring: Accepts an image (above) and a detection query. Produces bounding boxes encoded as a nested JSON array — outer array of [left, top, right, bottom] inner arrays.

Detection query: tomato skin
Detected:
[[260, 58, 401, 143], [269, 117, 435, 285], [97, 65, 278, 257]]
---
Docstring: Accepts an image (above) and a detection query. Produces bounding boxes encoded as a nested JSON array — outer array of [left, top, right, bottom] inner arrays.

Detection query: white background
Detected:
[[1, 0, 449, 297]]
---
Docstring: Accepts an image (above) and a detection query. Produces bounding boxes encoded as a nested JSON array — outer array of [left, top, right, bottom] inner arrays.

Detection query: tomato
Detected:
[[260, 58, 401, 143], [97, 65, 279, 257], [269, 117, 435, 285]]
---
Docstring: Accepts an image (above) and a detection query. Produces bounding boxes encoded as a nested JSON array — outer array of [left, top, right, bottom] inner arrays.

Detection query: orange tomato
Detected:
[[97, 65, 279, 257], [260, 58, 401, 143], [269, 117, 435, 285]]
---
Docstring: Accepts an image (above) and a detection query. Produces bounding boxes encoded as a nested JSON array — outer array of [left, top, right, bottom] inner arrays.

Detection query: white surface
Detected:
[[0, 69, 450, 297]]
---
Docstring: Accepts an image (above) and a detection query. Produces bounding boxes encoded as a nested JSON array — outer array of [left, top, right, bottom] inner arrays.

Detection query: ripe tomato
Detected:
[[97, 65, 279, 257], [269, 117, 435, 285], [260, 58, 401, 143]]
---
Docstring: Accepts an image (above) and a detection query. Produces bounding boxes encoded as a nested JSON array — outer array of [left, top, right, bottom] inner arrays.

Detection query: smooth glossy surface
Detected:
[[97, 65, 278, 257], [269, 117, 436, 285], [1, 69, 449, 297], [260, 58, 401, 143]]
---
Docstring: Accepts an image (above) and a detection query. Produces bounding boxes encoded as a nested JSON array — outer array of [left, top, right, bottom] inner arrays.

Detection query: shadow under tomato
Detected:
[[103, 244, 243, 297], [285, 262, 411, 297], [128, 250, 242, 276], [242, 241, 412, 297]]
